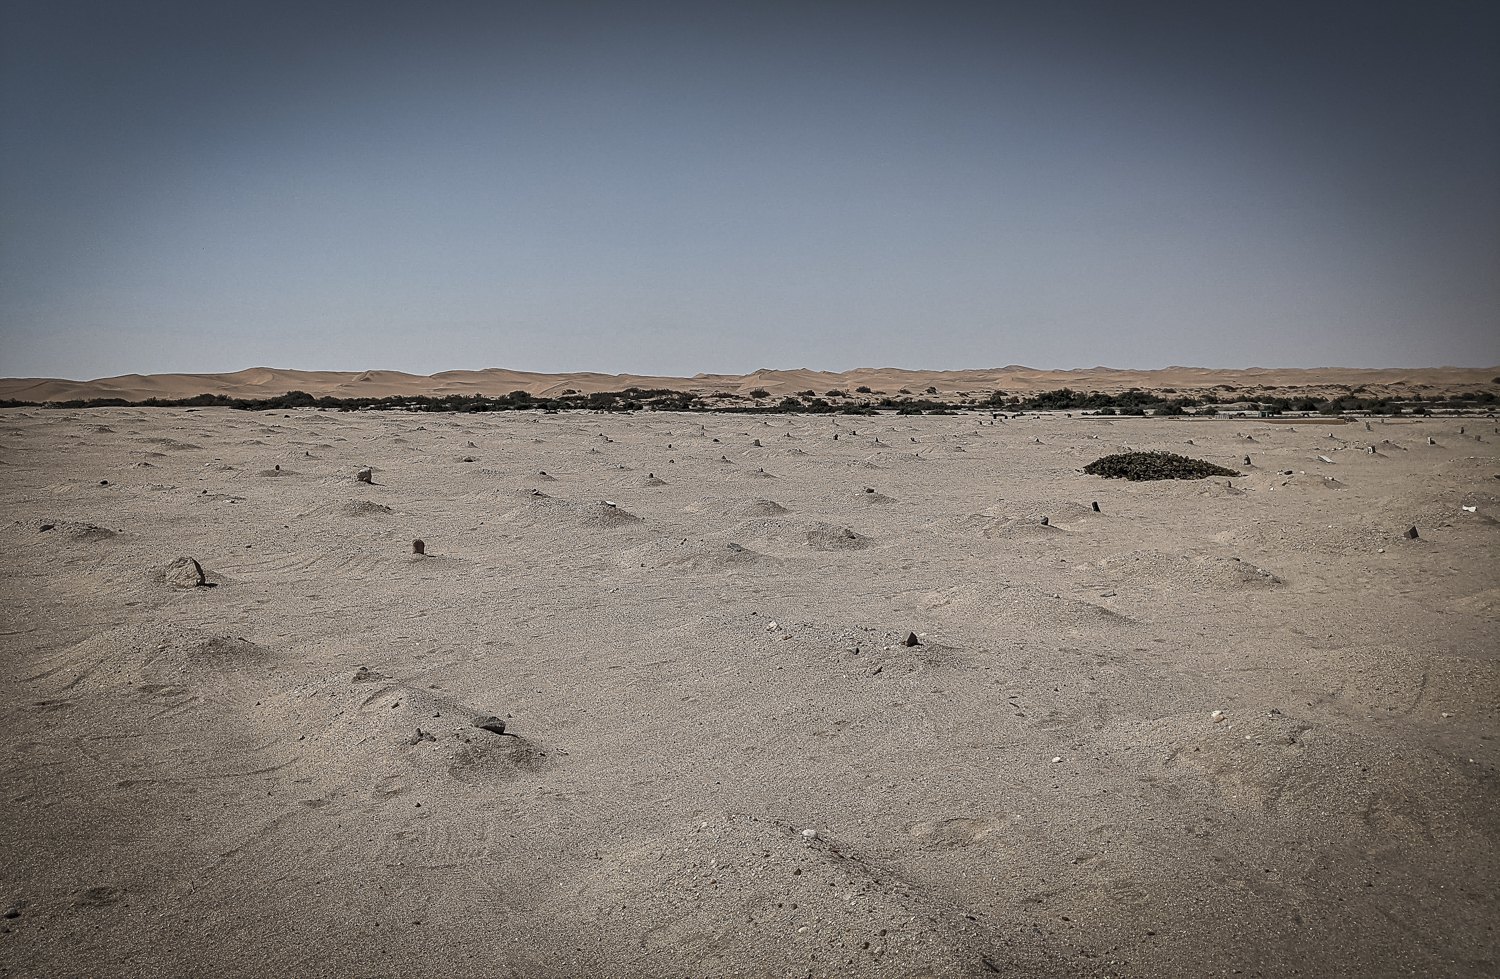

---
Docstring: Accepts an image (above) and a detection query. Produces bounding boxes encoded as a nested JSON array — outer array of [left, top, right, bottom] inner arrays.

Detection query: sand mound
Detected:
[[510, 494, 644, 529], [337, 500, 395, 517], [1072, 550, 1283, 590], [805, 523, 871, 550], [724, 498, 789, 518], [1145, 711, 1448, 816], [725, 517, 871, 553], [311, 678, 552, 785], [648, 540, 766, 572], [907, 816, 1005, 848], [578, 501, 644, 528], [840, 636, 964, 676], [574, 813, 1000, 978], [132, 437, 202, 451], [34, 518, 118, 541], [977, 516, 1064, 539], [921, 584, 1137, 629], [30, 626, 273, 695]]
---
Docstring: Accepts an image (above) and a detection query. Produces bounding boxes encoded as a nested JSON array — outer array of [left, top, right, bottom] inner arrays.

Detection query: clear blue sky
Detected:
[[2, 0, 1497, 379]]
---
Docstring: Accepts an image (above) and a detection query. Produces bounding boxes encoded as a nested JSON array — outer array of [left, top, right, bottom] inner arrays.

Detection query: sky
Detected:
[[1, 0, 1497, 380]]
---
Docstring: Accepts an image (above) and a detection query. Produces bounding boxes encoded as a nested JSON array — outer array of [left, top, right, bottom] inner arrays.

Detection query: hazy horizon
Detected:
[[3, 1, 1498, 379]]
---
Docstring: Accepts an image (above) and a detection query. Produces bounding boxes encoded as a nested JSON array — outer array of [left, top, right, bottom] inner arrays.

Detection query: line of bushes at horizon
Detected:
[[2, 384, 1494, 415]]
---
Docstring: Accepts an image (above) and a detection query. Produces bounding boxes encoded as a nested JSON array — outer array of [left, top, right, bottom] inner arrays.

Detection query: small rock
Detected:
[[1091, 501, 1100, 512], [1051, 757, 1063, 764], [164, 557, 206, 589], [472, 715, 508, 735], [1211, 710, 1226, 722], [412, 539, 425, 555], [800, 828, 818, 840], [356, 467, 373, 483], [766, 620, 779, 632], [1404, 526, 1420, 540], [1039, 516, 1049, 526], [903, 632, 921, 647]]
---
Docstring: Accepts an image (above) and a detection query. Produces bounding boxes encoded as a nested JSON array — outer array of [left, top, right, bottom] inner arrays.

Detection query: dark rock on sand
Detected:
[[164, 557, 206, 589], [473, 715, 508, 735]]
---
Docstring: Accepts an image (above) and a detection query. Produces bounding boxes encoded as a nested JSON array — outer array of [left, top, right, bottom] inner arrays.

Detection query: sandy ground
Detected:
[[2, 364, 1497, 403], [0, 406, 1496, 978]]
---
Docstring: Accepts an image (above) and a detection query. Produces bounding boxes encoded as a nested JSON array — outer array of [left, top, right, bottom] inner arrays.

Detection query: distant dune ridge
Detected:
[[1, 364, 1496, 403]]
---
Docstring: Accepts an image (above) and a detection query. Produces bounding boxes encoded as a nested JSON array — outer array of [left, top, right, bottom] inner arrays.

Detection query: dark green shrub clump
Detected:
[[1084, 451, 1239, 481]]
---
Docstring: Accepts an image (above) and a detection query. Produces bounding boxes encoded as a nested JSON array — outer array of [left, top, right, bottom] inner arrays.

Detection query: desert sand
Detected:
[[1, 405, 1496, 978], [2, 364, 1497, 404]]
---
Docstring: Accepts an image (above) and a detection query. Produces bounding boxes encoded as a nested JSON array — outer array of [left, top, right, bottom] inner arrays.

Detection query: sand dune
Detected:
[[1, 406, 1496, 977], [3, 363, 1496, 403]]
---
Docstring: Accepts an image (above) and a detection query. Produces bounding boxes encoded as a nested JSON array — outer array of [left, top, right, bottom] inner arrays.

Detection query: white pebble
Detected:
[[800, 828, 818, 840], [1211, 710, 1226, 722], [1051, 756, 1063, 764]]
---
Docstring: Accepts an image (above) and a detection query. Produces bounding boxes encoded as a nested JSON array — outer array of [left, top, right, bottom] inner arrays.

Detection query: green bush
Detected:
[[1084, 451, 1239, 481]]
